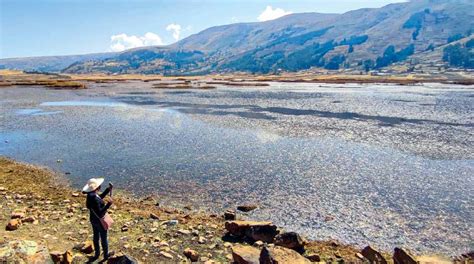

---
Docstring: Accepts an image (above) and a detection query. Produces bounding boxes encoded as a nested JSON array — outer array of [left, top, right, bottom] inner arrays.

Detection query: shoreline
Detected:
[[0, 157, 466, 263], [1, 69, 473, 88]]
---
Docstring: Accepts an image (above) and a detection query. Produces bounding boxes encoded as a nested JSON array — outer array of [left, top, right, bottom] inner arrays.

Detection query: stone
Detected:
[[274, 232, 306, 253], [11, 211, 25, 219], [23, 216, 37, 223], [361, 246, 387, 264], [63, 250, 73, 264], [306, 254, 320, 262], [198, 236, 206, 244], [260, 246, 311, 264], [0, 240, 52, 264], [150, 213, 160, 220], [6, 219, 20, 231], [74, 241, 94, 254], [160, 252, 173, 259], [224, 210, 236, 220], [178, 229, 191, 235], [225, 221, 279, 243], [50, 251, 63, 263], [393, 247, 417, 264], [237, 205, 258, 212], [108, 254, 139, 264], [231, 245, 260, 264], [183, 248, 200, 262]]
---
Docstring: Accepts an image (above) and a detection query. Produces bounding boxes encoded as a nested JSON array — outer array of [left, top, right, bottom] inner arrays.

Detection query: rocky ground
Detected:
[[1, 157, 471, 263]]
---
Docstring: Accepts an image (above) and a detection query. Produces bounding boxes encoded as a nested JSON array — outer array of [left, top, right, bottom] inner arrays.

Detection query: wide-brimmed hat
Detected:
[[82, 178, 104, 193]]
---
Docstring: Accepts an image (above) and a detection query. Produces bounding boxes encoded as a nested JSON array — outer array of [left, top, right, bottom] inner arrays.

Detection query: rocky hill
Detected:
[[2, 0, 474, 75]]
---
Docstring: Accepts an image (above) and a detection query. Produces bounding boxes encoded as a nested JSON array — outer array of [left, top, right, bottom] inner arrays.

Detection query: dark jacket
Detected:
[[86, 187, 112, 224]]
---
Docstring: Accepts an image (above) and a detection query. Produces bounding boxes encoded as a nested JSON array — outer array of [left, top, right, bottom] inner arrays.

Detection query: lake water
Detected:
[[0, 82, 473, 255]]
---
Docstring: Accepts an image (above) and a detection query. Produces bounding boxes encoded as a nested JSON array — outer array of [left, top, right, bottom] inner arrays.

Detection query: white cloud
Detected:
[[257, 6, 293, 22], [109, 32, 164, 52], [166, 23, 182, 41]]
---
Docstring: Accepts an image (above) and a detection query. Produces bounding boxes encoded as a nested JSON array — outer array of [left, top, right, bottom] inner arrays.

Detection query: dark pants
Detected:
[[91, 222, 108, 258]]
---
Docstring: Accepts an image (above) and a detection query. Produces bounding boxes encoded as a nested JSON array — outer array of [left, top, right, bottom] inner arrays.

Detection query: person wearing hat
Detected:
[[82, 178, 113, 262]]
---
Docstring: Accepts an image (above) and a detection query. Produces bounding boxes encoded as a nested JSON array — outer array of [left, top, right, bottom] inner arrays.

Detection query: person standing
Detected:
[[82, 178, 113, 262]]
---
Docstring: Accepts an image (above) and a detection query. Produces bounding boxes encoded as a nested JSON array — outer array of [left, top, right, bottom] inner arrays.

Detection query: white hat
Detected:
[[82, 178, 104, 193]]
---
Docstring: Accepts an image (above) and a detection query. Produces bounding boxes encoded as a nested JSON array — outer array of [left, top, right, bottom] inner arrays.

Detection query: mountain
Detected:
[[3, 0, 473, 75], [0, 52, 117, 72]]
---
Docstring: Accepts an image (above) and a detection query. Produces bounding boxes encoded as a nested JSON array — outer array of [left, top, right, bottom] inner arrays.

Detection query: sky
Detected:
[[0, 0, 407, 59]]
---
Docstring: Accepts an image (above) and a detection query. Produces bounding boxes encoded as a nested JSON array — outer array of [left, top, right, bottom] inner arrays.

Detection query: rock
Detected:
[[150, 213, 160, 220], [108, 254, 139, 264], [177, 229, 191, 235], [224, 210, 236, 220], [121, 225, 129, 232], [0, 240, 53, 264], [6, 219, 20, 231], [274, 232, 306, 253], [225, 221, 279, 243], [306, 254, 320, 262], [50, 251, 63, 263], [361, 246, 387, 264], [50, 250, 72, 264], [11, 211, 25, 219], [237, 205, 258, 212], [23, 216, 37, 223], [160, 252, 173, 259], [183, 248, 200, 262], [260, 246, 311, 264], [231, 245, 260, 264], [393, 248, 417, 264], [63, 250, 73, 264], [71, 193, 80, 197], [74, 241, 94, 254], [162, 220, 178, 226], [198, 236, 206, 244]]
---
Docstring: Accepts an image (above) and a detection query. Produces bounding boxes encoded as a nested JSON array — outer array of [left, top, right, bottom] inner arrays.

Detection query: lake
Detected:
[[1, 81, 472, 255]]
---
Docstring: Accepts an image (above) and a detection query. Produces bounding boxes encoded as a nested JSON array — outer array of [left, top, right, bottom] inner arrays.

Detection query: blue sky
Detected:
[[0, 0, 407, 58]]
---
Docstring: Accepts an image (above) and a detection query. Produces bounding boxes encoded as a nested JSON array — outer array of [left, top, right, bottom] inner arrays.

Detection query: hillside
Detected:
[[0, 53, 117, 72], [3, 0, 474, 75]]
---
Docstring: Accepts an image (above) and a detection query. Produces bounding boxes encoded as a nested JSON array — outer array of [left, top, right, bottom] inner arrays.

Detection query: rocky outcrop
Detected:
[[225, 221, 279, 243], [231, 245, 261, 264], [393, 248, 417, 264], [361, 246, 387, 264], [274, 232, 306, 253], [260, 246, 311, 264], [0, 240, 53, 264]]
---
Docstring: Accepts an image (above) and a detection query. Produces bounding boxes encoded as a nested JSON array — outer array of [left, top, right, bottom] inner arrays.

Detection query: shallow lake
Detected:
[[1, 82, 473, 255]]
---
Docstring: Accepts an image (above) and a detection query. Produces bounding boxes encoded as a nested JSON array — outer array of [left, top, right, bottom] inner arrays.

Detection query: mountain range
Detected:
[[1, 0, 473, 75]]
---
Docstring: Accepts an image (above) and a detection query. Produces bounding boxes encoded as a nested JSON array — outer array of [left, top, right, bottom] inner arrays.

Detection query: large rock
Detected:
[[361, 246, 387, 264], [0, 240, 53, 264], [225, 221, 279, 243], [393, 248, 417, 264], [259, 246, 311, 264], [274, 232, 306, 253], [231, 245, 260, 264]]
